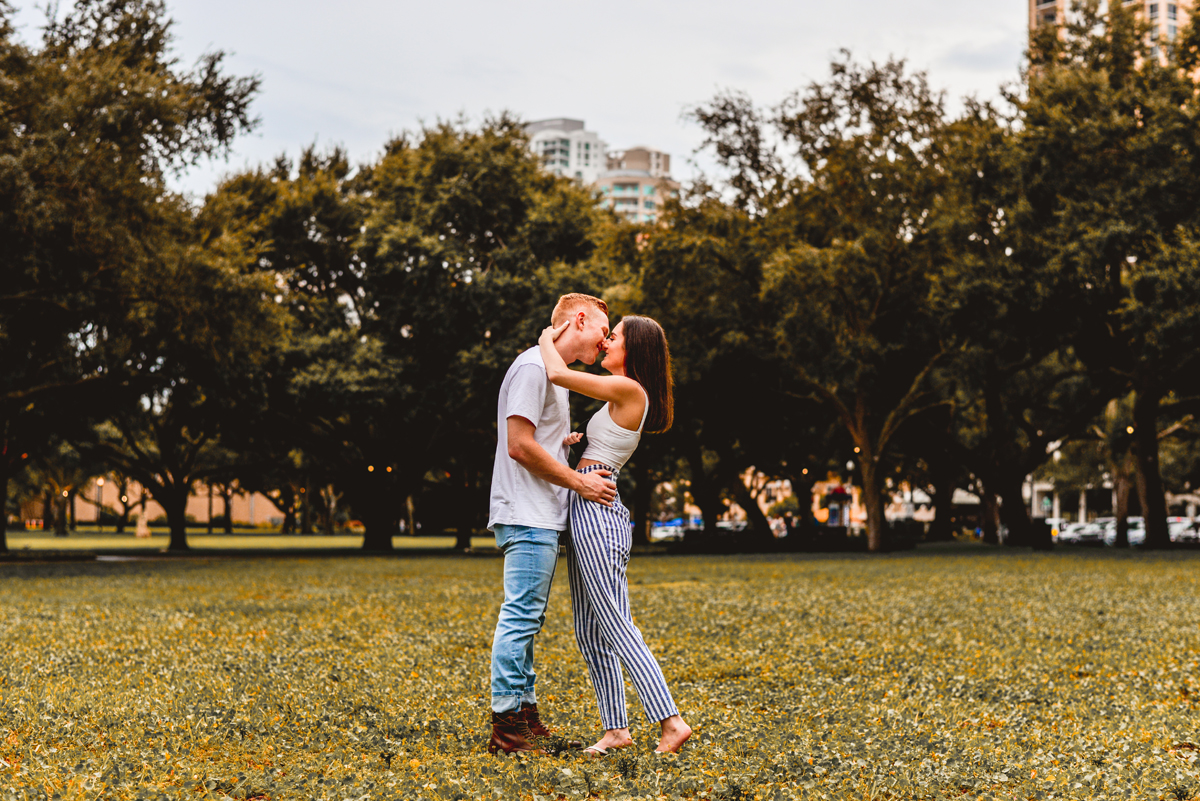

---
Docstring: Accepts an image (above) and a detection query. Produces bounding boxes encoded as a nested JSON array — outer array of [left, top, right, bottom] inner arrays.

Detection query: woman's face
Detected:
[[601, 321, 626, 374]]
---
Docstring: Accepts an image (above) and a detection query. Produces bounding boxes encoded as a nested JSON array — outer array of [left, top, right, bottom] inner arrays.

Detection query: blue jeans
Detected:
[[490, 524, 561, 713]]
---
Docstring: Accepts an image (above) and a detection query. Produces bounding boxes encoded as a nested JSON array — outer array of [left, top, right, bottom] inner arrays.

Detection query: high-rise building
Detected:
[[525, 118, 607, 184], [606, 147, 672, 178], [525, 121, 679, 223], [1030, 0, 1193, 58], [595, 146, 680, 224]]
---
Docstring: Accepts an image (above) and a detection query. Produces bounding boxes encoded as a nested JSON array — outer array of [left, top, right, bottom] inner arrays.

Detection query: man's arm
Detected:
[[508, 416, 616, 506]]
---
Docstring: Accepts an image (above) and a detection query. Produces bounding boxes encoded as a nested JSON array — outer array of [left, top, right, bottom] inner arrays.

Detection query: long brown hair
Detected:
[[620, 316, 674, 433]]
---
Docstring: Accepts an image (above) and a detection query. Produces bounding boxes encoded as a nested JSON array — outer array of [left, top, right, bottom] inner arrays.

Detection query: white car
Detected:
[[649, 524, 684, 542], [1170, 518, 1199, 543], [1103, 517, 1145, 547], [1056, 522, 1088, 544]]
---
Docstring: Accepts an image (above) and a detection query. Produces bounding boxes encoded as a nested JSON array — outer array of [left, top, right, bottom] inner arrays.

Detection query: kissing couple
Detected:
[[485, 293, 692, 757]]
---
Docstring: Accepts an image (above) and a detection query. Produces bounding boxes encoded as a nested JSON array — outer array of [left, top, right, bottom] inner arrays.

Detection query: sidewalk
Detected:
[[3, 530, 499, 555]]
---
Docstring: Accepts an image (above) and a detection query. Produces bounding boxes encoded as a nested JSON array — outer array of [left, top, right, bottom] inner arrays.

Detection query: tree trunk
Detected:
[[731, 479, 774, 547], [628, 459, 652, 548], [1031, 518, 1054, 550], [1113, 468, 1132, 547], [281, 499, 296, 534], [221, 487, 234, 534], [53, 491, 68, 536], [301, 477, 313, 535], [69, 491, 77, 531], [454, 469, 474, 551], [361, 516, 396, 552], [980, 487, 1000, 544], [860, 458, 887, 552], [358, 482, 396, 552], [453, 529, 473, 550], [1132, 390, 1170, 548], [685, 446, 724, 535], [161, 488, 190, 551], [114, 478, 128, 533], [0, 468, 8, 552], [928, 461, 957, 541], [996, 473, 1032, 546]]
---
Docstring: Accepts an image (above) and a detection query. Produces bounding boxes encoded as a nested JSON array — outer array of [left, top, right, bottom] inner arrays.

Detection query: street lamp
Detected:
[[96, 477, 105, 533]]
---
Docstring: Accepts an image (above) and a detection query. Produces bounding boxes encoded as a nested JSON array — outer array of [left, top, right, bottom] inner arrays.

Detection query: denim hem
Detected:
[[492, 696, 523, 713]]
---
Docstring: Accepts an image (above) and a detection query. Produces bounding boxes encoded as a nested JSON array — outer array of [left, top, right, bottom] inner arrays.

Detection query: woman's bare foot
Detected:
[[655, 715, 692, 753], [589, 727, 634, 754]]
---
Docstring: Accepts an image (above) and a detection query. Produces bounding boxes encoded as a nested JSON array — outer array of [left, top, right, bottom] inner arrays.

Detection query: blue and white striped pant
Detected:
[[568, 465, 678, 730]]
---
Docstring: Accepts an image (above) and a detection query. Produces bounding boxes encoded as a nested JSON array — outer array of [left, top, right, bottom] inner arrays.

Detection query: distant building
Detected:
[[524, 122, 679, 223], [524, 118, 607, 184], [595, 146, 680, 224], [1030, 0, 1193, 59], [606, 146, 672, 178]]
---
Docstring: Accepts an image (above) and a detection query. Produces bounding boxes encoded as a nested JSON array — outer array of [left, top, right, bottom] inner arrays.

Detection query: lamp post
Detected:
[[96, 477, 105, 533], [845, 460, 855, 528]]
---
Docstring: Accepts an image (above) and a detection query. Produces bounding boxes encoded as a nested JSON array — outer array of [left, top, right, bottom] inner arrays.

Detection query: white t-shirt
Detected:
[[487, 347, 571, 531]]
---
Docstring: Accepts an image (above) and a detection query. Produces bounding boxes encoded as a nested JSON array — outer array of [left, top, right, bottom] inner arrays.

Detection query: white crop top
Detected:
[[579, 387, 650, 471]]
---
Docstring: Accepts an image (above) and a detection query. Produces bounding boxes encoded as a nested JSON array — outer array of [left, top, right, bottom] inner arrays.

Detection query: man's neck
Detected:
[[553, 338, 578, 366]]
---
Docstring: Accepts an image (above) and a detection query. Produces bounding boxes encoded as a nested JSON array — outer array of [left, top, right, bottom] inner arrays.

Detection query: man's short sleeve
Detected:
[[506, 363, 548, 427]]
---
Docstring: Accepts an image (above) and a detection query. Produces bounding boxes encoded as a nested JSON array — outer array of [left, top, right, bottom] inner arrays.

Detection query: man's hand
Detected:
[[576, 469, 617, 506], [508, 416, 613, 505], [563, 432, 583, 447]]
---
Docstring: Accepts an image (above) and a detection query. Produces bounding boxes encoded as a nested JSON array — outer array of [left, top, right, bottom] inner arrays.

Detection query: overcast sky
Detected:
[[11, 0, 1029, 198]]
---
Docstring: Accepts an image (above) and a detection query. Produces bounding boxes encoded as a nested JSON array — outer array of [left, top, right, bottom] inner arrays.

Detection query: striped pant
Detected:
[[568, 465, 678, 730]]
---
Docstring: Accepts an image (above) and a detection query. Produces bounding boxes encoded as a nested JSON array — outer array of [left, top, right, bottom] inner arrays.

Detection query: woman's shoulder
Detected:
[[607, 375, 644, 395]]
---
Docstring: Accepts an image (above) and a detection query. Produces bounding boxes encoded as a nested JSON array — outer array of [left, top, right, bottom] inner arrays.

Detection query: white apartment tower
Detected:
[[524, 118, 607, 184]]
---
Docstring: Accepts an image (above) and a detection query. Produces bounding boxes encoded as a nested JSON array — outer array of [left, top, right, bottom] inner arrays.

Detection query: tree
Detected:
[[714, 55, 957, 551], [608, 193, 814, 544], [0, 0, 259, 550], [90, 225, 287, 550], [202, 118, 614, 550], [1014, 0, 1200, 548]]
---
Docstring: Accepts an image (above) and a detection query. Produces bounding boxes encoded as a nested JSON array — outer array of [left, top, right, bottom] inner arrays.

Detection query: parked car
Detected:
[[649, 524, 684, 542], [1103, 516, 1145, 547], [1056, 521, 1088, 544], [1071, 521, 1107, 545], [1170, 518, 1200, 544]]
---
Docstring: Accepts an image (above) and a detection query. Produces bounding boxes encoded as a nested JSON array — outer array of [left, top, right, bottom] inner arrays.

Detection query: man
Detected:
[[487, 293, 618, 755]]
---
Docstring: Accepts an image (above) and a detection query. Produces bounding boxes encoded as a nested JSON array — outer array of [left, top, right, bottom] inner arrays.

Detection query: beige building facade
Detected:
[[20, 475, 284, 529], [1030, 0, 1193, 56], [595, 147, 680, 224]]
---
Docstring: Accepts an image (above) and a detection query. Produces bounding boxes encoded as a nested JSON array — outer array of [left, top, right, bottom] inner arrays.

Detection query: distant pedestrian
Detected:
[[485, 293, 617, 755], [539, 314, 692, 756]]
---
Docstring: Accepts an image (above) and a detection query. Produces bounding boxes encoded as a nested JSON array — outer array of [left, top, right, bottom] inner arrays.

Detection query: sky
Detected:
[[10, 0, 1030, 198]]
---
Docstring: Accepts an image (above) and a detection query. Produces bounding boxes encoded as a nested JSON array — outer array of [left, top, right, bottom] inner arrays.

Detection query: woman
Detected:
[[538, 315, 692, 756]]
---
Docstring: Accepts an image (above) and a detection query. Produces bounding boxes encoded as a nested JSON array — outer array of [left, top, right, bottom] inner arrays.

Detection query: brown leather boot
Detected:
[[487, 709, 544, 755], [520, 703, 583, 749]]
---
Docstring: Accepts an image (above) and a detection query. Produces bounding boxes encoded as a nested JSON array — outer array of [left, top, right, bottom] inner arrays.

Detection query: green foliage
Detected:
[[1012, 0, 1200, 547], [0, 0, 260, 550], [198, 116, 613, 549], [689, 54, 959, 551]]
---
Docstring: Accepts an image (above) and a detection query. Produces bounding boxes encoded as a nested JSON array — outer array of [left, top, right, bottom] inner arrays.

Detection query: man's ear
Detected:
[[575, 311, 587, 330]]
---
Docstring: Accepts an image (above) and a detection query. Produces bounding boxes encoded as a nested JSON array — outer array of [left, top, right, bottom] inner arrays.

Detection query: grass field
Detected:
[[1, 546, 1198, 800]]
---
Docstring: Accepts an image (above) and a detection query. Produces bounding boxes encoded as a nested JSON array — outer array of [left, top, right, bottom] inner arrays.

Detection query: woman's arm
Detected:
[[538, 323, 643, 406]]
